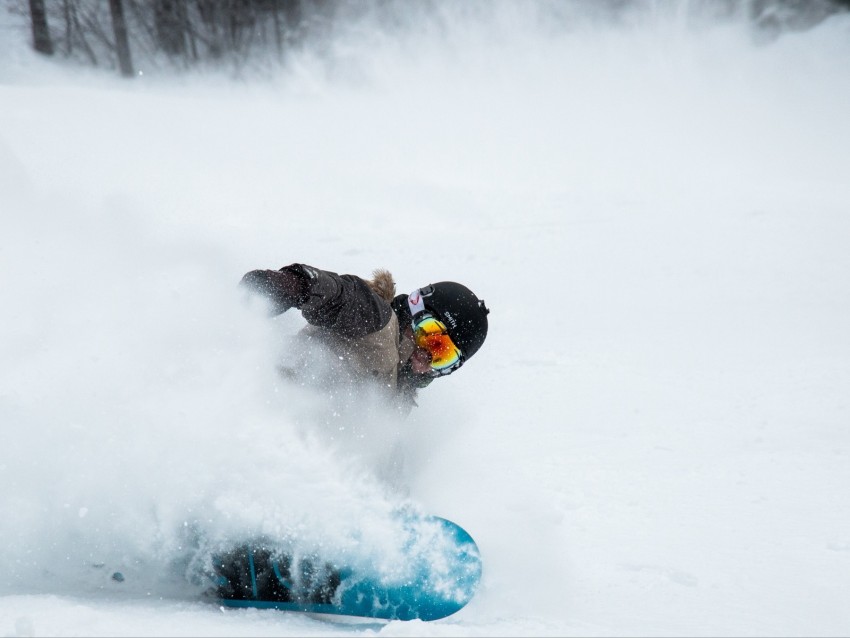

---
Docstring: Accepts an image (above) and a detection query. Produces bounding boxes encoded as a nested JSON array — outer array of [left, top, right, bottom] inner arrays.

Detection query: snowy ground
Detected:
[[1, 3, 850, 636]]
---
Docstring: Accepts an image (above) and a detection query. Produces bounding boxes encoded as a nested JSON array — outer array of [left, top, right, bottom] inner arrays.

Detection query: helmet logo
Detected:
[[442, 311, 458, 329]]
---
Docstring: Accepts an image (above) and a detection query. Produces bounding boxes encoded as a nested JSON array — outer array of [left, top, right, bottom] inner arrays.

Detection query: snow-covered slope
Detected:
[[1, 4, 849, 636]]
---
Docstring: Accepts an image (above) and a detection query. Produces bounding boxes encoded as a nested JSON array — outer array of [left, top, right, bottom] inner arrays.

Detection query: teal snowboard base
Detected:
[[213, 516, 481, 621]]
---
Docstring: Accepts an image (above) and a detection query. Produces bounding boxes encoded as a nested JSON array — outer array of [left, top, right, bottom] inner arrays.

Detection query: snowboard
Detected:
[[212, 514, 482, 621]]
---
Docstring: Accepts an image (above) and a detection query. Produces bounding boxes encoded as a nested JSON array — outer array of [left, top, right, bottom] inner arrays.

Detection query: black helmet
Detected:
[[415, 282, 489, 362]]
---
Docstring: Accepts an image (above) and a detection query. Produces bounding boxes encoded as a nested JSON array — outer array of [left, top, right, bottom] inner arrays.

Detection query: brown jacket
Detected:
[[298, 268, 408, 390], [242, 264, 424, 412]]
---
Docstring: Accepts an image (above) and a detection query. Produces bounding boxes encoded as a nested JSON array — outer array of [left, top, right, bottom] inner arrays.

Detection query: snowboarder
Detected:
[[240, 263, 489, 414]]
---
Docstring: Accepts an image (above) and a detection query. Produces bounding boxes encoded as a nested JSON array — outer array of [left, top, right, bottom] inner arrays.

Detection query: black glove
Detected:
[[240, 266, 307, 315]]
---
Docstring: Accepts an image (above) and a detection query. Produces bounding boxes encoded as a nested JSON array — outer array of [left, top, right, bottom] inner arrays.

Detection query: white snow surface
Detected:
[[1, 3, 850, 636]]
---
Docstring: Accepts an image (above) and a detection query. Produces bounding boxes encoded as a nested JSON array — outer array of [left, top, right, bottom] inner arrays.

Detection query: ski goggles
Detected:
[[407, 288, 464, 376], [412, 314, 464, 375]]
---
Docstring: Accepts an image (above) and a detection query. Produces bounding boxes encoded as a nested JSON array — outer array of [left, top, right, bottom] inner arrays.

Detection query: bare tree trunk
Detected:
[[181, 1, 199, 61], [109, 0, 134, 77], [29, 0, 54, 55], [271, 1, 283, 59], [71, 5, 99, 67], [154, 0, 186, 57], [63, 0, 73, 55]]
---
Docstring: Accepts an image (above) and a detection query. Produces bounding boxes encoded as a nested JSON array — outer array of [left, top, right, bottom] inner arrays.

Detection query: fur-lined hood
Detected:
[[367, 268, 397, 303]]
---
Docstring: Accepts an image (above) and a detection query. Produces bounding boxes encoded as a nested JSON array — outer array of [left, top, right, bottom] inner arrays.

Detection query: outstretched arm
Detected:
[[241, 264, 393, 339]]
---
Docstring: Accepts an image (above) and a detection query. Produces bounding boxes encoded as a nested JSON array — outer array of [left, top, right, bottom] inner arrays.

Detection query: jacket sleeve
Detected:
[[241, 263, 393, 338], [289, 264, 394, 339]]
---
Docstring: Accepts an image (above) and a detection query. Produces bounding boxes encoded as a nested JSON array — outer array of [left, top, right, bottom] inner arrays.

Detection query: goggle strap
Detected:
[[407, 288, 427, 321]]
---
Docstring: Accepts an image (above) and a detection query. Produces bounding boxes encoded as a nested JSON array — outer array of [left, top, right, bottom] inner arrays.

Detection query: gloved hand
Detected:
[[240, 266, 307, 315]]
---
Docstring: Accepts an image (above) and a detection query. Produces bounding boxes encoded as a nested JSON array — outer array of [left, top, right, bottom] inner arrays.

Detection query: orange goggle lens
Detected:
[[413, 315, 463, 372]]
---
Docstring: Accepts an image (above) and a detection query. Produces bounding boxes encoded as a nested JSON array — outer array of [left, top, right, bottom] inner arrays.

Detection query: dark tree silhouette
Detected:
[[109, 0, 134, 77], [154, 0, 186, 56], [28, 0, 54, 55]]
